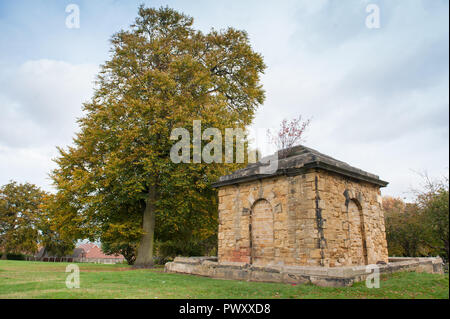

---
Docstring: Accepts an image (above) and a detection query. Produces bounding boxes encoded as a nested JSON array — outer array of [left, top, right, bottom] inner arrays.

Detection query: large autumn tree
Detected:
[[0, 181, 46, 258], [51, 6, 266, 267]]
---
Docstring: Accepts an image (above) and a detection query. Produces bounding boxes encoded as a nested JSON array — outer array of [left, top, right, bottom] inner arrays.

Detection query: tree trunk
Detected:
[[1, 252, 7, 260], [444, 239, 449, 262], [40, 247, 47, 261], [134, 186, 156, 268]]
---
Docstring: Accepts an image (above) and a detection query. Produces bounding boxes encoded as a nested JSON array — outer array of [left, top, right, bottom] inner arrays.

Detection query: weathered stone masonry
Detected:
[[214, 145, 389, 268]]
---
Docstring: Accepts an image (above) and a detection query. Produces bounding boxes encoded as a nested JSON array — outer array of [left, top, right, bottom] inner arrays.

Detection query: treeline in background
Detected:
[[383, 175, 448, 264]]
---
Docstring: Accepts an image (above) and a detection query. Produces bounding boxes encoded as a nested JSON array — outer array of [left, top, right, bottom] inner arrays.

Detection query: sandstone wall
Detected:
[[315, 170, 389, 266], [217, 169, 389, 267], [217, 176, 290, 265]]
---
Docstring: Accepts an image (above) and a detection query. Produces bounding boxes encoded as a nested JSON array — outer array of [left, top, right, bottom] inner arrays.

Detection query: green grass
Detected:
[[0, 260, 448, 299]]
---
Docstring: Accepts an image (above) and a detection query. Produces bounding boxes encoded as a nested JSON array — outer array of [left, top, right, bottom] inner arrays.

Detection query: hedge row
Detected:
[[0, 253, 28, 260]]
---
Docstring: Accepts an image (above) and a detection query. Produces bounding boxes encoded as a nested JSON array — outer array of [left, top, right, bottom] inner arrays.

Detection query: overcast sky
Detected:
[[0, 0, 448, 200]]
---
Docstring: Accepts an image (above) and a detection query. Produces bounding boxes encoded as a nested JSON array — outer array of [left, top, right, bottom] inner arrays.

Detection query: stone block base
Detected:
[[164, 256, 444, 287]]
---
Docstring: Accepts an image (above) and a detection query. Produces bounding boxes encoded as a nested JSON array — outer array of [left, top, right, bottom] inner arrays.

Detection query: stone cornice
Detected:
[[212, 146, 389, 188]]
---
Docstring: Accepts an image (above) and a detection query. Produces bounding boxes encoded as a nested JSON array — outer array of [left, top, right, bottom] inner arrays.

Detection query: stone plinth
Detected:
[[165, 256, 444, 287]]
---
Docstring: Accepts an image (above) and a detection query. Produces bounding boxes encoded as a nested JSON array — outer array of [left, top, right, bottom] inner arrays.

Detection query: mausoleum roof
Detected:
[[212, 145, 388, 188]]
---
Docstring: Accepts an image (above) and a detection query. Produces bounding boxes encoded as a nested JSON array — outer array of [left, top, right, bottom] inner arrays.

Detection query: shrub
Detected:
[[155, 236, 217, 262], [0, 252, 27, 260]]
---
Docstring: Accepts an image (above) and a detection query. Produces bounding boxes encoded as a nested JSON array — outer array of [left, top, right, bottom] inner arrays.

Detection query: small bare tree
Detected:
[[267, 116, 311, 157]]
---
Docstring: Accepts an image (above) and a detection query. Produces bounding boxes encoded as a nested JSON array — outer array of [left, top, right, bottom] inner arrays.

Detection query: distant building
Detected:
[[34, 242, 125, 264]]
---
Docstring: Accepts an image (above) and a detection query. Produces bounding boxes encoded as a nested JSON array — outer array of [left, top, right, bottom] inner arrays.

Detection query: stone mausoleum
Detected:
[[214, 145, 389, 268], [165, 145, 443, 286]]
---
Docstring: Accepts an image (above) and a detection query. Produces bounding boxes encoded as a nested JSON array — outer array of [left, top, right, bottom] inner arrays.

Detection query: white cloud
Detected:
[[0, 59, 98, 148], [0, 59, 98, 190], [0, 144, 59, 190]]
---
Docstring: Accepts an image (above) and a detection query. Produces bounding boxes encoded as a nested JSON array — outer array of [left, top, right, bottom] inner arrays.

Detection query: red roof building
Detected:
[[35, 242, 125, 264], [76, 242, 124, 260]]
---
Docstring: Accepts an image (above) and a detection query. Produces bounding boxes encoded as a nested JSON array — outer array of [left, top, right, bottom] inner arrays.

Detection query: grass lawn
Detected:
[[0, 260, 448, 299]]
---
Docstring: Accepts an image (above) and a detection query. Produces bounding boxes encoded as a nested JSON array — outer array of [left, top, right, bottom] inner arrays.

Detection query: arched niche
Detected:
[[347, 197, 368, 265], [249, 198, 274, 265]]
